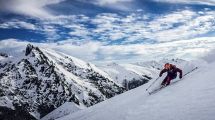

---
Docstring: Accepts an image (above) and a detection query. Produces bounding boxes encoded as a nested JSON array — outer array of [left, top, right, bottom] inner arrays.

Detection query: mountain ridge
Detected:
[[0, 44, 124, 119]]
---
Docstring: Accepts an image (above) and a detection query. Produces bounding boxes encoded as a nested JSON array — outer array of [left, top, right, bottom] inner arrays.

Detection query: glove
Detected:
[[179, 75, 182, 79]]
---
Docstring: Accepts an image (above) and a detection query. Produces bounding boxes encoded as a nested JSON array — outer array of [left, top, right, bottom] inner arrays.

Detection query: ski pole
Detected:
[[146, 77, 160, 91], [183, 67, 198, 77]]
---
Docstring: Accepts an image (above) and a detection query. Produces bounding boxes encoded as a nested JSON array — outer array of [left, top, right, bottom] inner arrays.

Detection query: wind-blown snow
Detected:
[[57, 60, 215, 120]]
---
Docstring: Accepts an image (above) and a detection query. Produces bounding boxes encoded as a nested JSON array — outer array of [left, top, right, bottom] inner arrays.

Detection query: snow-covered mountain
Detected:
[[99, 58, 190, 90], [134, 58, 187, 70], [99, 63, 154, 90], [0, 44, 124, 119], [57, 59, 215, 120]]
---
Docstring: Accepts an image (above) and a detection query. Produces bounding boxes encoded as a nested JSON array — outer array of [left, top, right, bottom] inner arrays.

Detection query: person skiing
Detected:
[[159, 63, 183, 86]]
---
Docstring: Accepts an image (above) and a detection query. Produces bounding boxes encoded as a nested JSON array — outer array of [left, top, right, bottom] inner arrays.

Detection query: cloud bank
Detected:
[[1, 37, 215, 64], [0, 0, 65, 19], [1, 9, 215, 43], [154, 0, 215, 6], [77, 0, 134, 11]]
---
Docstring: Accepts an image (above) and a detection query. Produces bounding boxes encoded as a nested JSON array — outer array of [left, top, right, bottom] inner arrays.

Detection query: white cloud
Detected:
[[0, 39, 101, 62], [52, 41, 101, 61], [93, 0, 133, 6], [41, 25, 61, 42], [203, 49, 215, 63], [94, 37, 215, 63], [82, 10, 213, 43], [153, 0, 215, 6], [77, 0, 134, 11], [1, 9, 215, 44], [1, 37, 215, 64], [0, 20, 37, 30], [68, 24, 90, 38], [148, 10, 215, 42], [0, 0, 65, 19]]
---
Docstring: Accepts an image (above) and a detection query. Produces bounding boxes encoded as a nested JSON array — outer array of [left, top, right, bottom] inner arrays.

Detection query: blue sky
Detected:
[[0, 0, 215, 63]]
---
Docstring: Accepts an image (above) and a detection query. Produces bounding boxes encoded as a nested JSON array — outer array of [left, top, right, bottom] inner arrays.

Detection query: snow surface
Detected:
[[41, 102, 85, 120], [57, 60, 215, 120], [0, 56, 5, 60]]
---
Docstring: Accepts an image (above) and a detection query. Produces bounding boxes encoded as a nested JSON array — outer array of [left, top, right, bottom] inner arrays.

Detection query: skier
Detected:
[[159, 63, 183, 86]]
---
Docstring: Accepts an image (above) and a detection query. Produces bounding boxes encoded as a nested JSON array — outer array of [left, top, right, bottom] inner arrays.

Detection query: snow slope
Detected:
[[57, 60, 215, 120], [41, 102, 85, 120]]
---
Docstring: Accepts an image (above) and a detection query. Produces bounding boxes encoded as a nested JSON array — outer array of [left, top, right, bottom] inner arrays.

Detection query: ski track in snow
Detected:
[[57, 61, 215, 120]]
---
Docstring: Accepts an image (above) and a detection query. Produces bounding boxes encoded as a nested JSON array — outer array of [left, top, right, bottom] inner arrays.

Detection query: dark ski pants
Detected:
[[161, 76, 175, 86]]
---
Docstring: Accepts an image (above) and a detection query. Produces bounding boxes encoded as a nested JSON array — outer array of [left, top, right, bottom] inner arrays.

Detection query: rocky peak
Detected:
[[25, 44, 34, 56]]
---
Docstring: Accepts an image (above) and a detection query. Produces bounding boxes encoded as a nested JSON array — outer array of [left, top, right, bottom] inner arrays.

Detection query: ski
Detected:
[[148, 79, 181, 95], [148, 85, 165, 95]]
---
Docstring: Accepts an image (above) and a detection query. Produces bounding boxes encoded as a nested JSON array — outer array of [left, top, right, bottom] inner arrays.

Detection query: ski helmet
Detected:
[[164, 63, 171, 69]]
